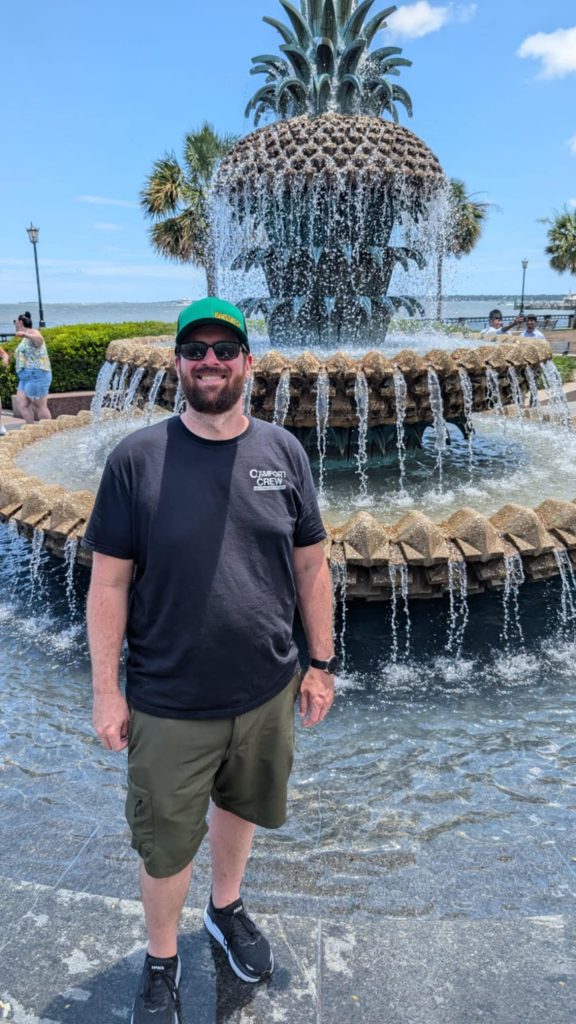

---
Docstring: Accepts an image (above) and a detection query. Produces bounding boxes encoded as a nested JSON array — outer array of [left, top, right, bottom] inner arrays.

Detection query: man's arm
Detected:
[[502, 315, 525, 333], [293, 541, 335, 728], [86, 551, 134, 751]]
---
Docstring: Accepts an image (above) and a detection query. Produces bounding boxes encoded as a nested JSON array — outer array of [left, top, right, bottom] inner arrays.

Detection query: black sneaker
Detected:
[[131, 954, 181, 1023], [204, 897, 274, 983]]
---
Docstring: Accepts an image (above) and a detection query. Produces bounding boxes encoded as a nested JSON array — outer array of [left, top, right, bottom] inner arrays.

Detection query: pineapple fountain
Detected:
[[1, 0, 576, 627]]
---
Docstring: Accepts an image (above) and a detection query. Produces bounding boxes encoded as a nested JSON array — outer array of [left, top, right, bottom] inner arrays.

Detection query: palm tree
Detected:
[[543, 207, 576, 278], [436, 179, 490, 319], [140, 122, 238, 295]]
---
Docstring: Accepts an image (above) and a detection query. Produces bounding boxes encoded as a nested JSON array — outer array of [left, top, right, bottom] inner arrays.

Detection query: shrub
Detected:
[[0, 321, 175, 405], [552, 355, 575, 384]]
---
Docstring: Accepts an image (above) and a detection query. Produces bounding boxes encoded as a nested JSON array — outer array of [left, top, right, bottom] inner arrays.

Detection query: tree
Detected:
[[436, 179, 490, 319], [543, 207, 576, 278], [140, 122, 238, 295]]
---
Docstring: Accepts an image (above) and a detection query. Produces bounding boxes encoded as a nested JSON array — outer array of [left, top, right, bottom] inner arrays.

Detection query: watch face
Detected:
[[326, 655, 339, 674]]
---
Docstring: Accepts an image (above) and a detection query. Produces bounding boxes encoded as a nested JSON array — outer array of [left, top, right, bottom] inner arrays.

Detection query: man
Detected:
[[85, 297, 336, 1024], [481, 308, 525, 336], [521, 314, 545, 339]]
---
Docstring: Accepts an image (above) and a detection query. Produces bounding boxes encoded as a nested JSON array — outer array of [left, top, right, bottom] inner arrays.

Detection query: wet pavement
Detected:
[[2, 873, 575, 1024]]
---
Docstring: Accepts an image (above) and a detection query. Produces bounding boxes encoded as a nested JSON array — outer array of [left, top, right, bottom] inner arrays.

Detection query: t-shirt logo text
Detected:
[[250, 469, 287, 492]]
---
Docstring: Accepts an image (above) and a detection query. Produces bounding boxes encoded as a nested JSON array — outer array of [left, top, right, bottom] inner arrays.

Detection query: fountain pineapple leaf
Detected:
[[245, 0, 412, 122]]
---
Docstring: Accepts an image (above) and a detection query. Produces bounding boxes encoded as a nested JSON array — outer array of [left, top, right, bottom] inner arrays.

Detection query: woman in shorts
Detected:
[[14, 312, 52, 422], [0, 344, 9, 435]]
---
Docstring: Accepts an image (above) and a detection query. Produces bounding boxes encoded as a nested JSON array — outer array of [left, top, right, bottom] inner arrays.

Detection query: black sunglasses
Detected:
[[177, 339, 247, 362]]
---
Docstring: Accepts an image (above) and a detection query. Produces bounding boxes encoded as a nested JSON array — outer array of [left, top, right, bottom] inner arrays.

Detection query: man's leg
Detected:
[[208, 803, 256, 907], [205, 805, 272, 983], [140, 860, 193, 958]]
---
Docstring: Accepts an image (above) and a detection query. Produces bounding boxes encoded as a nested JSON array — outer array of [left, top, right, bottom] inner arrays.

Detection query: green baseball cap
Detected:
[[175, 297, 249, 351]]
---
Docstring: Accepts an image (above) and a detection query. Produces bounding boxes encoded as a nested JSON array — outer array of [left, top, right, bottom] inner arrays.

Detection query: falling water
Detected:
[[540, 360, 571, 428], [525, 366, 543, 420], [64, 535, 79, 618], [109, 365, 131, 411], [273, 369, 291, 427], [145, 371, 166, 423], [446, 560, 469, 656], [29, 529, 45, 604], [243, 374, 254, 415], [330, 557, 348, 668], [458, 367, 475, 470], [315, 368, 330, 505], [353, 370, 371, 506], [501, 553, 525, 651], [122, 366, 146, 413], [553, 548, 576, 628], [486, 368, 504, 415], [507, 366, 525, 419], [392, 369, 408, 495], [91, 361, 117, 421], [427, 368, 448, 487], [388, 562, 411, 663]]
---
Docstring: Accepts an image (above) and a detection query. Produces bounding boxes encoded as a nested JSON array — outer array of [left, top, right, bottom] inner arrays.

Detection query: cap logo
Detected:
[[215, 311, 242, 329]]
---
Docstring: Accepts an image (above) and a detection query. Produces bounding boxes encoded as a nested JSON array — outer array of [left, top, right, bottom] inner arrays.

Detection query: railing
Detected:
[[0, 332, 16, 343], [403, 314, 575, 332]]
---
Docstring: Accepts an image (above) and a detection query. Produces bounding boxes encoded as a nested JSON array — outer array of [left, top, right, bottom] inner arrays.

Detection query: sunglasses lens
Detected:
[[180, 342, 208, 360], [179, 340, 242, 361], [213, 341, 242, 360]]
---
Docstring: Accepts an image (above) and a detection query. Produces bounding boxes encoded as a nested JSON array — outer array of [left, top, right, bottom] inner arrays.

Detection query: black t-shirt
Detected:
[[83, 416, 326, 719]]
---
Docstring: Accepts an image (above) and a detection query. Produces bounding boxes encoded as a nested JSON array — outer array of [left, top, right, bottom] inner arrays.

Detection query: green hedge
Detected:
[[0, 321, 175, 405], [551, 355, 576, 384]]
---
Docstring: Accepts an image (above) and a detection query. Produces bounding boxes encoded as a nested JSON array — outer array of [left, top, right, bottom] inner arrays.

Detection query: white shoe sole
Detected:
[[203, 906, 274, 983]]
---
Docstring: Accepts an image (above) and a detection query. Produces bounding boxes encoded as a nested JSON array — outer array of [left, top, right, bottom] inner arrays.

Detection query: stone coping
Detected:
[[104, 337, 553, 429], [1, 408, 576, 599]]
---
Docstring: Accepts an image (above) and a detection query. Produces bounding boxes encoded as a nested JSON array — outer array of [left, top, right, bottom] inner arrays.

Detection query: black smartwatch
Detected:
[[309, 655, 339, 674]]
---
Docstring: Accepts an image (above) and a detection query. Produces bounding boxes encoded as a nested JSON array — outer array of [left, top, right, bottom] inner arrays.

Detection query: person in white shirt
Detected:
[[481, 309, 525, 337], [521, 315, 545, 339]]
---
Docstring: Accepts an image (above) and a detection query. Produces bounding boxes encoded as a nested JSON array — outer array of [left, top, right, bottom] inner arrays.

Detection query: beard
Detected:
[[180, 369, 246, 414]]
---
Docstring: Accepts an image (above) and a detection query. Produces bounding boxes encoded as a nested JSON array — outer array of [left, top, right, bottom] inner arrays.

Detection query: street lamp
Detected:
[[520, 259, 528, 315], [26, 222, 46, 328]]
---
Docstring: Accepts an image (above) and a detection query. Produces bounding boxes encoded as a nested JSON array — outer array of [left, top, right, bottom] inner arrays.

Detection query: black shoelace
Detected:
[[224, 909, 260, 946], [143, 965, 181, 1015]]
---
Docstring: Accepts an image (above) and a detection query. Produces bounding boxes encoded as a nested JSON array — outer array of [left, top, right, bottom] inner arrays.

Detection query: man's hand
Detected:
[[93, 690, 130, 751], [299, 667, 334, 728]]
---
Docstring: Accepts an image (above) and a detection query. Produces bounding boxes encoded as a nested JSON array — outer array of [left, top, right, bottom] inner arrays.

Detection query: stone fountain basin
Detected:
[[1, 406, 576, 601], [103, 337, 552, 429]]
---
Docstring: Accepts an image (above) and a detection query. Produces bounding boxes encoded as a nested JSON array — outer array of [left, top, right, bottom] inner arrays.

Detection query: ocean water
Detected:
[[0, 295, 569, 335]]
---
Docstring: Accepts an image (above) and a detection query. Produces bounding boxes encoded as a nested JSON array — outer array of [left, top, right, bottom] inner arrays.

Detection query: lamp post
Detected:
[[520, 259, 528, 315], [26, 223, 46, 328]]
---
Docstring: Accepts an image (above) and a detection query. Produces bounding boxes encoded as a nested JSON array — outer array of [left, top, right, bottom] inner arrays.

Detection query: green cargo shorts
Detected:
[[125, 671, 301, 878]]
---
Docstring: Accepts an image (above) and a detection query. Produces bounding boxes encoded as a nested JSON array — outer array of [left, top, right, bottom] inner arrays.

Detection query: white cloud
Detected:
[[76, 195, 139, 208], [518, 27, 576, 79], [386, 2, 477, 39], [568, 135, 576, 155], [569, 199, 576, 209], [93, 222, 121, 232]]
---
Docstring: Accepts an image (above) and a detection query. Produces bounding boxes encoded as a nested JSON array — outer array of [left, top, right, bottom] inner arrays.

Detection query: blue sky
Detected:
[[2, 0, 575, 304]]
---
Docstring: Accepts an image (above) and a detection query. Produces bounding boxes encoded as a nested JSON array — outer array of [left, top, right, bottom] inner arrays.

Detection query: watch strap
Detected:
[[310, 656, 337, 673]]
